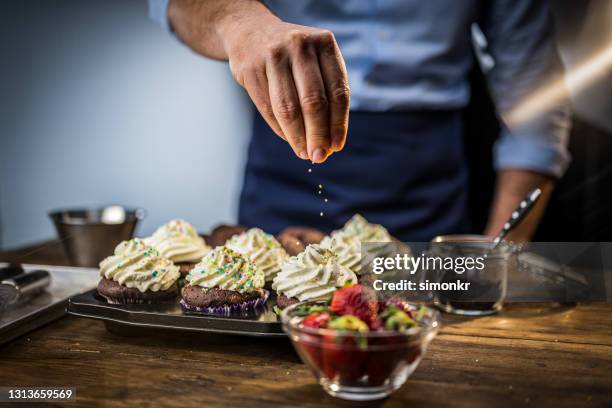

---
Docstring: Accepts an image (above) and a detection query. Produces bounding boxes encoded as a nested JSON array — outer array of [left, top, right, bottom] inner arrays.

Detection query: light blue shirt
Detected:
[[149, 0, 571, 177]]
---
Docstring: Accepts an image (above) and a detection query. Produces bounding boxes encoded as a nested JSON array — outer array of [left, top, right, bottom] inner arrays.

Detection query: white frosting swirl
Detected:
[[321, 214, 410, 275], [341, 214, 393, 243], [320, 234, 363, 274], [226, 228, 288, 281], [99, 238, 180, 292], [272, 244, 357, 301], [145, 219, 211, 263], [187, 246, 265, 294]]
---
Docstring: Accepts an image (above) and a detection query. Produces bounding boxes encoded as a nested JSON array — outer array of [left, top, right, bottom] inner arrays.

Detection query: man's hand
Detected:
[[484, 169, 555, 242], [169, 0, 350, 163]]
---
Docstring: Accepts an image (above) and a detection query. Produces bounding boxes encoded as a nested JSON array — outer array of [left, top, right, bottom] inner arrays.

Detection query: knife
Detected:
[[0, 270, 51, 311]]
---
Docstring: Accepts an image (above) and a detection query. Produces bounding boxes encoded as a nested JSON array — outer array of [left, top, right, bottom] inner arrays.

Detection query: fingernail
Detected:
[[298, 150, 309, 160], [312, 148, 327, 163]]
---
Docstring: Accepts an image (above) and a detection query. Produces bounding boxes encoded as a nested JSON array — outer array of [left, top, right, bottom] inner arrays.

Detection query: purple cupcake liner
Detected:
[[180, 289, 269, 315]]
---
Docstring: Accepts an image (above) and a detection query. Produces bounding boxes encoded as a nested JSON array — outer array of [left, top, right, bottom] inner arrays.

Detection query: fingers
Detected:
[[244, 68, 287, 141], [317, 33, 350, 152], [233, 26, 348, 163], [242, 69, 286, 141], [266, 48, 309, 160], [290, 32, 331, 163]]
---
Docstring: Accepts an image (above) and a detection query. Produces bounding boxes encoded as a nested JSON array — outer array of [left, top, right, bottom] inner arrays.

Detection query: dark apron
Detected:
[[238, 110, 469, 241]]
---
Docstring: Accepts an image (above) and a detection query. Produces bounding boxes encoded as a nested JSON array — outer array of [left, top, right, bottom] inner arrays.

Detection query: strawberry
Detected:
[[302, 312, 331, 329], [322, 315, 369, 383], [298, 313, 330, 370], [369, 318, 384, 331], [330, 285, 379, 326]]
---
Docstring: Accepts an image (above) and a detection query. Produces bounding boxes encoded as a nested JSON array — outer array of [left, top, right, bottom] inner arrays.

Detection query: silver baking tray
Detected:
[[67, 289, 284, 337], [0, 263, 99, 346]]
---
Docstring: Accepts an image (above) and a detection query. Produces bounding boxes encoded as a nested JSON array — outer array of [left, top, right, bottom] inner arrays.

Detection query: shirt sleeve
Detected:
[[480, 0, 572, 178], [148, 0, 172, 32]]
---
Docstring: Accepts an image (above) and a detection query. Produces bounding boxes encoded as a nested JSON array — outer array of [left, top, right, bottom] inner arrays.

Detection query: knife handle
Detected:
[[0, 264, 24, 281], [0, 270, 51, 307]]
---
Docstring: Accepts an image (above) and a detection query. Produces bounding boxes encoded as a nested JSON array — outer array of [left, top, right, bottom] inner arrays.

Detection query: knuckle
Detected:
[[300, 94, 328, 114], [317, 30, 335, 44], [288, 30, 306, 45], [316, 31, 337, 55], [309, 133, 329, 144], [289, 30, 313, 54], [259, 102, 275, 119], [266, 43, 286, 62], [275, 100, 300, 122], [330, 84, 350, 105]]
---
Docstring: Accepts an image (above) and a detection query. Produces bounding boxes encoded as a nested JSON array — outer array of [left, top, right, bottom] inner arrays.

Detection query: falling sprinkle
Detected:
[[296, 241, 301, 246], [324, 198, 328, 203], [318, 184, 323, 189], [318, 190, 322, 195], [307, 168, 312, 173], [320, 212, 324, 217]]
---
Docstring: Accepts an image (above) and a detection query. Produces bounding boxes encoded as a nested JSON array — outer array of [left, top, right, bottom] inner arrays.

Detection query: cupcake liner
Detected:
[[180, 289, 269, 315], [99, 294, 152, 305]]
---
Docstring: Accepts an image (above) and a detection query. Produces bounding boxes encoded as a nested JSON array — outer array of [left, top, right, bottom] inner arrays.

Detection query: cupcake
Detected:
[[145, 219, 211, 277], [272, 243, 357, 310], [180, 246, 268, 314], [97, 238, 180, 304], [322, 214, 411, 273], [226, 228, 288, 282], [276, 226, 326, 255]]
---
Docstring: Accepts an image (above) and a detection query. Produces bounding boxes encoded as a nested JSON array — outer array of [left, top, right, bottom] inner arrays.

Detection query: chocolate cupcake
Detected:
[[276, 226, 326, 256], [98, 238, 180, 304], [272, 243, 357, 310], [226, 228, 288, 282], [145, 219, 211, 277], [180, 246, 268, 314]]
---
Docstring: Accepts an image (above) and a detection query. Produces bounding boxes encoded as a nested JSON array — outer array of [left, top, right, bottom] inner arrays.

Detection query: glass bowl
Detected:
[[281, 300, 440, 401]]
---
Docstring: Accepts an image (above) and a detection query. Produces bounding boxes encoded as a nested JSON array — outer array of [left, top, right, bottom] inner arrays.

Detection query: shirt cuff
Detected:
[[493, 129, 572, 179], [148, 0, 171, 33]]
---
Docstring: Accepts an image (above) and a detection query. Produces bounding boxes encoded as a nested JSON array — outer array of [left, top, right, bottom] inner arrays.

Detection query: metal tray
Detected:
[[67, 289, 285, 337], [0, 263, 99, 346]]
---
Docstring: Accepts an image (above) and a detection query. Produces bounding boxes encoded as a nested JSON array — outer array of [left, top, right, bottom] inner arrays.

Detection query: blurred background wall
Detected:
[[0, 0, 611, 249], [0, 0, 252, 249]]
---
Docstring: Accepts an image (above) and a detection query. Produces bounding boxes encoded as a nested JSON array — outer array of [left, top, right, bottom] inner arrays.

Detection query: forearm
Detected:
[[168, 0, 278, 60], [484, 169, 555, 242]]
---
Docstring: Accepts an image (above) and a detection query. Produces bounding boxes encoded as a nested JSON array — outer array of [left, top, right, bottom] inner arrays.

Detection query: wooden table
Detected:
[[1, 242, 611, 407]]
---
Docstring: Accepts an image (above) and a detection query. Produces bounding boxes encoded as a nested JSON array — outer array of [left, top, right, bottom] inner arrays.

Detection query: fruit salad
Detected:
[[281, 284, 440, 400]]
